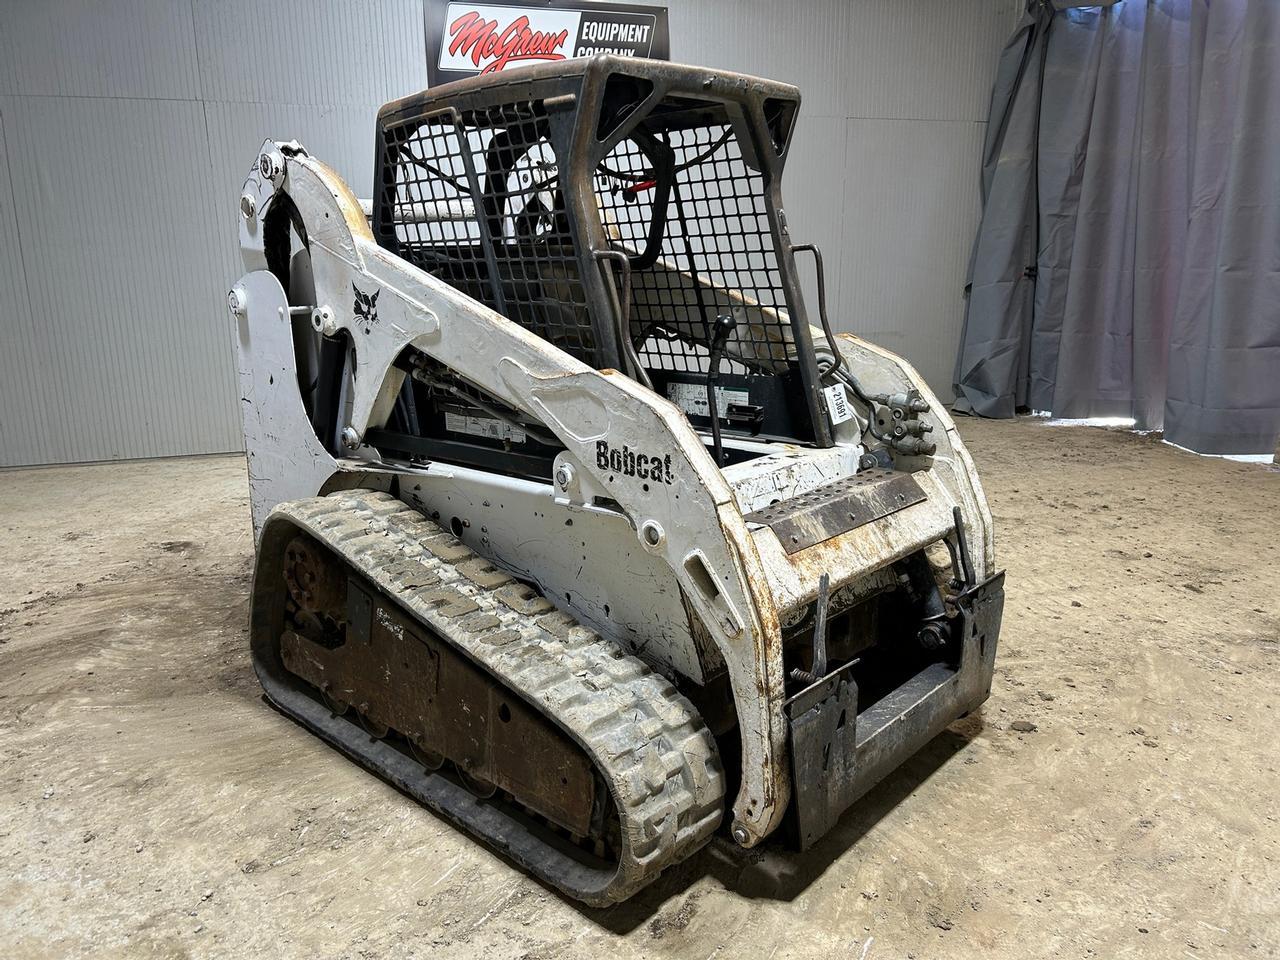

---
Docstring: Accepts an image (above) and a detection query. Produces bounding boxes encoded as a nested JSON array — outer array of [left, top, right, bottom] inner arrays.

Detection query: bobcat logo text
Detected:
[[596, 441, 674, 485]]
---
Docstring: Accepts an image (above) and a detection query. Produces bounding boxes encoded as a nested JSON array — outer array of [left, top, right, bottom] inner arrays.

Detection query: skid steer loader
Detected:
[[229, 57, 1004, 906]]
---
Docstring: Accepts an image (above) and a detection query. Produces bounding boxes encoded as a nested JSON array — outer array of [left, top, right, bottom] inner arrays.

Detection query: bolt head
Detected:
[[312, 306, 337, 337], [259, 149, 286, 186], [226, 285, 247, 316], [554, 464, 574, 490], [340, 427, 361, 450], [917, 622, 948, 650], [731, 824, 751, 846]]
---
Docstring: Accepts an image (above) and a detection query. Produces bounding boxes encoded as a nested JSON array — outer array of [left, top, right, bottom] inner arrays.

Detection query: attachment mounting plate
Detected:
[[745, 468, 927, 554]]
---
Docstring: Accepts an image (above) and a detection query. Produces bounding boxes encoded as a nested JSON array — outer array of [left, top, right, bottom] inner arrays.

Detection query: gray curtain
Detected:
[[954, 0, 1280, 455]]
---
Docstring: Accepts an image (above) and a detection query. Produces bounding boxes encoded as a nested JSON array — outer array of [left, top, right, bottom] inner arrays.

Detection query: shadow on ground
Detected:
[[575, 721, 981, 933]]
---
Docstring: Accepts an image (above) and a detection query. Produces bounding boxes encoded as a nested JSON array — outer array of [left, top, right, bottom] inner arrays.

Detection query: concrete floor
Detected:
[[1, 417, 1277, 959]]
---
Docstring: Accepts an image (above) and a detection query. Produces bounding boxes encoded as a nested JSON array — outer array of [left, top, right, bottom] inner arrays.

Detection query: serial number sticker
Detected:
[[824, 383, 853, 425], [667, 381, 750, 419], [444, 411, 526, 444]]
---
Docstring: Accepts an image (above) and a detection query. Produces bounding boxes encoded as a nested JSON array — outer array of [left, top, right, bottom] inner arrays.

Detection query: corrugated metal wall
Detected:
[[0, 0, 1019, 466]]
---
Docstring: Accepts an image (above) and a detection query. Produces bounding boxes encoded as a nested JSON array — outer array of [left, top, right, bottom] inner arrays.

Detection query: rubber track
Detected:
[[265, 490, 725, 904]]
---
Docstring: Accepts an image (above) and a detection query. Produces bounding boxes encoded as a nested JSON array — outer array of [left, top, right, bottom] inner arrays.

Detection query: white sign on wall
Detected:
[[426, 1, 669, 86]]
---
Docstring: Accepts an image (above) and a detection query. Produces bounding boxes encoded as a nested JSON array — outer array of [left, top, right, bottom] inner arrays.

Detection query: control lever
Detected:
[[706, 314, 738, 467], [790, 573, 833, 686]]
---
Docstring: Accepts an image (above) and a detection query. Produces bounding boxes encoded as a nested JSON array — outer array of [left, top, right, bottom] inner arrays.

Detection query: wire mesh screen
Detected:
[[380, 104, 597, 361], [593, 116, 795, 377], [381, 117, 488, 302]]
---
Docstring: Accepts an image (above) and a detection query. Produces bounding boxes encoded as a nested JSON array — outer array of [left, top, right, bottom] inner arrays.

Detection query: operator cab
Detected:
[[366, 57, 837, 478]]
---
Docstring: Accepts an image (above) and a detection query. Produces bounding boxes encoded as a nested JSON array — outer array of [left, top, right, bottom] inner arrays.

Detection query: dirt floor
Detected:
[[1, 417, 1277, 960]]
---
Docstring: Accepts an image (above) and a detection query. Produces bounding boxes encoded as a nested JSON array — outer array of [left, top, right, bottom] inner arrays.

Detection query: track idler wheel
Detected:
[[409, 737, 445, 772], [455, 761, 497, 799], [283, 536, 345, 616], [355, 702, 389, 739], [320, 686, 349, 716]]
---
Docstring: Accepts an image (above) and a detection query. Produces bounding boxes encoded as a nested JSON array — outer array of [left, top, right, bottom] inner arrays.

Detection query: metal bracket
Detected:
[[784, 659, 859, 849], [784, 570, 1005, 850], [745, 469, 927, 554]]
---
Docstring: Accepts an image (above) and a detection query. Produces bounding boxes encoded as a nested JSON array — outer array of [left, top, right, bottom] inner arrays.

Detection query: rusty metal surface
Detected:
[[784, 570, 1005, 851], [784, 660, 859, 850], [279, 553, 597, 837], [283, 535, 347, 614], [253, 493, 724, 905], [745, 469, 927, 555], [753, 467, 957, 619]]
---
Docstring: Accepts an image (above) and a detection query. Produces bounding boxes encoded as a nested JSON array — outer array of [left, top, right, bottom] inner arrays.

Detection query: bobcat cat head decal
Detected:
[[353, 284, 380, 333]]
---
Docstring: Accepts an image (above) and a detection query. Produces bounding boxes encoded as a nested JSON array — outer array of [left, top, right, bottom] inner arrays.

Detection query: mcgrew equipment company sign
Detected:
[[426, 1, 670, 86]]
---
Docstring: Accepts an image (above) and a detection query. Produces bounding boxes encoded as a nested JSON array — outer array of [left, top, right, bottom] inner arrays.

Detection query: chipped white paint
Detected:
[[232, 141, 998, 847]]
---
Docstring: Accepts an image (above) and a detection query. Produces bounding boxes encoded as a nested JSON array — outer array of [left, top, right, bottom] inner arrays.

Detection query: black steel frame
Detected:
[[373, 56, 832, 447]]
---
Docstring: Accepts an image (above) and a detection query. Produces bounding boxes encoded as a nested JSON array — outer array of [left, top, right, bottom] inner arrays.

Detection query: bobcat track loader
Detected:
[[230, 57, 1005, 906]]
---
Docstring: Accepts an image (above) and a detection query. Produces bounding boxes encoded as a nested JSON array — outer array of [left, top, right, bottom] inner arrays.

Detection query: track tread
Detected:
[[271, 490, 725, 903]]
